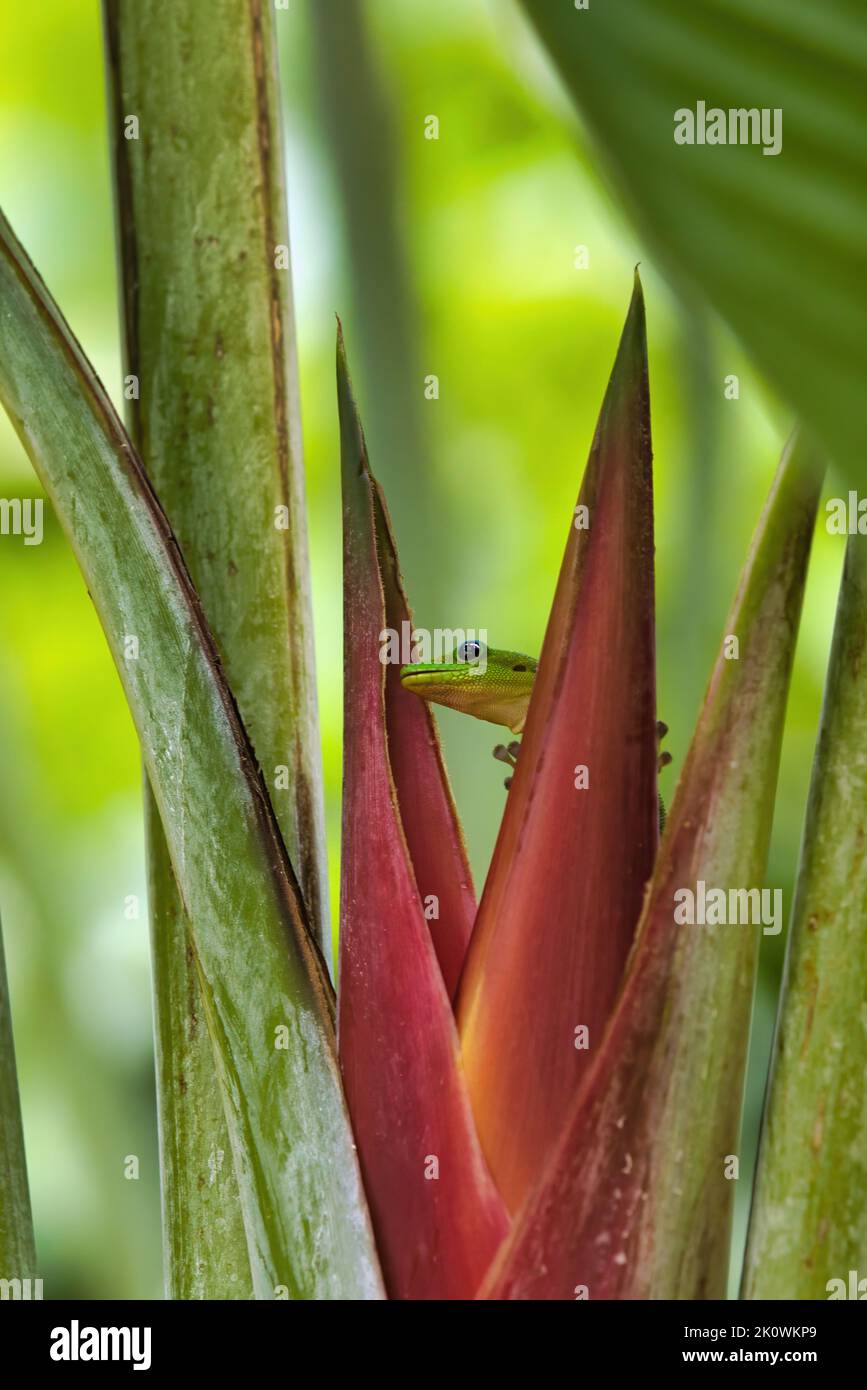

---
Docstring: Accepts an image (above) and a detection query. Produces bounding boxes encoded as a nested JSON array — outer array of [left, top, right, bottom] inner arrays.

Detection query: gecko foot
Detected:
[[657, 720, 671, 832], [657, 720, 672, 774], [493, 741, 521, 790]]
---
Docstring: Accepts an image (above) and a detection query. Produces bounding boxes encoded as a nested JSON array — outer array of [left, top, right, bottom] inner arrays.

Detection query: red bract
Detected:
[[371, 481, 477, 998], [337, 326, 509, 1300], [457, 273, 658, 1213]]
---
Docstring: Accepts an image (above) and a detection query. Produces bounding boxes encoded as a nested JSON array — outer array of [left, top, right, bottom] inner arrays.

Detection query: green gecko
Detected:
[[400, 640, 671, 808], [400, 641, 537, 734], [400, 641, 536, 784]]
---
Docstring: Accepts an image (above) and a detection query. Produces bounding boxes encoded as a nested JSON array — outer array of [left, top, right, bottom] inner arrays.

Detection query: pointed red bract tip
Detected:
[[457, 279, 658, 1213]]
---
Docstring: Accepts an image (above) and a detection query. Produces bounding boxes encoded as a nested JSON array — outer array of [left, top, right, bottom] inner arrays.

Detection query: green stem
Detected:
[[743, 530, 867, 1299]]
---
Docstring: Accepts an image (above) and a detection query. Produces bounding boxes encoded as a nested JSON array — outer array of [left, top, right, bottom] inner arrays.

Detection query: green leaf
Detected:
[[0, 913, 36, 1287], [484, 433, 823, 1299], [457, 274, 658, 1214], [743, 532, 867, 1299], [0, 208, 384, 1300], [520, 0, 867, 483], [103, 0, 329, 1296]]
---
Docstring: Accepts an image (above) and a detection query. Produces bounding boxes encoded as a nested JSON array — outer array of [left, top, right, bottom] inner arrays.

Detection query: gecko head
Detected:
[[400, 642, 538, 729], [400, 639, 488, 699]]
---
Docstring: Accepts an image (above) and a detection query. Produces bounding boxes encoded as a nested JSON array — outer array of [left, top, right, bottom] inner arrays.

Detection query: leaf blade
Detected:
[[520, 0, 867, 485]]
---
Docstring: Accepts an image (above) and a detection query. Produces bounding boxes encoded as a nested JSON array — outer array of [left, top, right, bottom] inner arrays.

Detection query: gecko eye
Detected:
[[457, 639, 485, 664], [513, 664, 527, 672]]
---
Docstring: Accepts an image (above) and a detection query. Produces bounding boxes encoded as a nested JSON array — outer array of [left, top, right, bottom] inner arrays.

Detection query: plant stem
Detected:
[[743, 530, 867, 1298], [102, 0, 331, 1295]]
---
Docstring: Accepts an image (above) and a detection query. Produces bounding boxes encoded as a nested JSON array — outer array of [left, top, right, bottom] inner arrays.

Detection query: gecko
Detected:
[[400, 639, 670, 814]]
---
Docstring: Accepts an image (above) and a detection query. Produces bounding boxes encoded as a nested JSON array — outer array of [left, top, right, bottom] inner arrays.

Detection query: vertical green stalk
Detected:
[[103, 0, 328, 1296], [0, 915, 36, 1289], [743, 532, 867, 1299], [307, 0, 439, 594]]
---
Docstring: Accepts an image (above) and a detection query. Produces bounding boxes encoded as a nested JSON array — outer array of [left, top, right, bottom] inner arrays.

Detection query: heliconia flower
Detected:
[[337, 289, 823, 1302]]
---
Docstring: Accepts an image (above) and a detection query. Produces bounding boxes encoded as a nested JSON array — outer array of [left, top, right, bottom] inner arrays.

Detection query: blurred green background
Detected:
[[0, 0, 843, 1298]]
